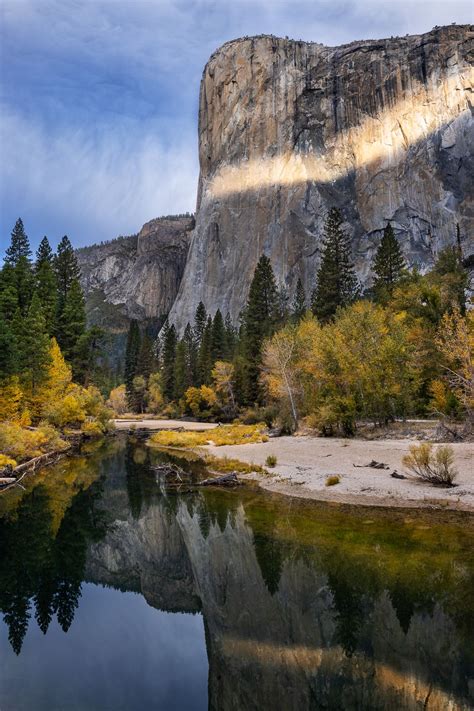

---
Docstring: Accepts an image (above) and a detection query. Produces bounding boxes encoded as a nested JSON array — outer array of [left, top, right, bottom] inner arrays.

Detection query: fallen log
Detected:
[[199, 472, 240, 487], [0, 477, 16, 486], [353, 460, 389, 470], [13, 448, 70, 475], [391, 471, 406, 480]]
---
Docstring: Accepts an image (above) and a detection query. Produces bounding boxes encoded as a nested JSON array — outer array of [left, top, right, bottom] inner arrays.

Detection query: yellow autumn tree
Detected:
[[289, 303, 415, 434], [147, 374, 164, 414], [31, 338, 72, 419], [434, 307, 474, 421], [0, 376, 23, 422], [211, 361, 236, 416], [107, 384, 128, 415], [184, 385, 217, 418]]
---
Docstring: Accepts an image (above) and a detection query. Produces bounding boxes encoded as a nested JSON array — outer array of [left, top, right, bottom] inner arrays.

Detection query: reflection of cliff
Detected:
[[84, 465, 473, 711]]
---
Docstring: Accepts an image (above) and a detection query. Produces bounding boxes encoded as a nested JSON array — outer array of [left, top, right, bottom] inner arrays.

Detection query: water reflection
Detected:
[[0, 436, 473, 710]]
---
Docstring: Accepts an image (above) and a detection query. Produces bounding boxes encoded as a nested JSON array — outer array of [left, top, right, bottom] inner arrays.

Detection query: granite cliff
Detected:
[[76, 215, 194, 331], [169, 24, 473, 331]]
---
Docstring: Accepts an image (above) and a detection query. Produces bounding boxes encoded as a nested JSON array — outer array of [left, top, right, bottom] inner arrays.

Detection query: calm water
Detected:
[[0, 436, 473, 711]]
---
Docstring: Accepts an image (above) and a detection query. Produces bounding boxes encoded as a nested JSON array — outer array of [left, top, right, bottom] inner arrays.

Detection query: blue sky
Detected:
[[1, 0, 472, 255]]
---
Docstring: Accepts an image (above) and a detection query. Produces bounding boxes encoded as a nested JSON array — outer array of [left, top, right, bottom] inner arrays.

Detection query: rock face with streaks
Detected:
[[169, 25, 473, 331], [77, 215, 194, 331]]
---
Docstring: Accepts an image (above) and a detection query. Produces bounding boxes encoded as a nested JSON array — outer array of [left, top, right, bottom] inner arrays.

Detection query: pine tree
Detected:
[[4, 218, 33, 315], [243, 254, 278, 403], [372, 223, 406, 301], [224, 312, 236, 358], [198, 317, 213, 386], [275, 285, 289, 325], [74, 326, 105, 386], [432, 243, 468, 314], [292, 278, 306, 321], [311, 208, 359, 322], [211, 309, 226, 363], [35, 237, 58, 332], [193, 302, 207, 348], [0, 315, 18, 378], [124, 320, 141, 409], [173, 340, 188, 400], [161, 320, 177, 400], [54, 235, 80, 314], [183, 322, 198, 384], [58, 278, 86, 373], [137, 333, 154, 381], [19, 292, 51, 393], [0, 263, 19, 322]]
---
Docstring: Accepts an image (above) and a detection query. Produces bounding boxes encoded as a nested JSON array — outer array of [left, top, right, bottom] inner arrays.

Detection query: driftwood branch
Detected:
[[353, 460, 389, 470], [199, 472, 240, 487]]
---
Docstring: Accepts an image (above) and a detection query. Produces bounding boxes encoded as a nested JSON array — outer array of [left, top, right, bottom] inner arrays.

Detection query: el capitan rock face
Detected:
[[76, 215, 194, 331], [169, 25, 473, 331]]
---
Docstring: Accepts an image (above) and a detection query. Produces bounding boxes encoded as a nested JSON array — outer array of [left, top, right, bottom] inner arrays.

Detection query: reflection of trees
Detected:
[[327, 571, 365, 657], [0, 481, 106, 654], [125, 441, 156, 519]]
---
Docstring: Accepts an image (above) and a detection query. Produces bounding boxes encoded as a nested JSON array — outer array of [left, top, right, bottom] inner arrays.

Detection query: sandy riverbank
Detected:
[[114, 419, 217, 431], [206, 436, 474, 512]]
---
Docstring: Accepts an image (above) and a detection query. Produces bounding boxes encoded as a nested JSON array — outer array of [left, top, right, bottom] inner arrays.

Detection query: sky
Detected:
[[0, 0, 472, 255]]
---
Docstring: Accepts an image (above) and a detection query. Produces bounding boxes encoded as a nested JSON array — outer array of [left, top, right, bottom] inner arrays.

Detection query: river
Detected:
[[0, 435, 473, 710]]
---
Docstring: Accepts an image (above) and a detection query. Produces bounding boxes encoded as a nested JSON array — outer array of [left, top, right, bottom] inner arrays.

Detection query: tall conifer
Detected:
[[211, 309, 226, 363], [311, 208, 358, 322], [4, 218, 33, 315], [372, 223, 406, 301], [292, 278, 306, 321], [19, 292, 50, 393], [58, 278, 86, 372], [194, 302, 207, 348], [198, 317, 213, 386], [161, 321, 177, 400], [243, 255, 278, 403], [35, 237, 58, 331], [124, 320, 141, 408], [55, 235, 80, 313]]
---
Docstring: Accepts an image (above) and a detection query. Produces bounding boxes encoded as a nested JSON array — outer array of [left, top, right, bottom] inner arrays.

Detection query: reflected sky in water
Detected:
[[0, 583, 207, 711]]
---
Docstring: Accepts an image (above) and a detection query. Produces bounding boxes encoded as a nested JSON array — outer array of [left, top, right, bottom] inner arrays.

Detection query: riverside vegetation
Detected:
[[117, 209, 472, 444], [0, 219, 112, 469], [1, 210, 472, 476]]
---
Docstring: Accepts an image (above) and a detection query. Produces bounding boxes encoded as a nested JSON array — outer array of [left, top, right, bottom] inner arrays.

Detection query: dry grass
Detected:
[[204, 453, 267, 475], [149, 423, 268, 449]]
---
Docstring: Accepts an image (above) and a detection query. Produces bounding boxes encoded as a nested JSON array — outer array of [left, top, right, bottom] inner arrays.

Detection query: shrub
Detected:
[[402, 443, 457, 487], [43, 392, 85, 428], [81, 421, 104, 438], [326, 475, 340, 486], [0, 422, 68, 463], [265, 455, 277, 467], [0, 454, 17, 469]]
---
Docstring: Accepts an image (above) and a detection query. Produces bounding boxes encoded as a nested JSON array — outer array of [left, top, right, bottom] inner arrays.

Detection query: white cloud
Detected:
[[1, 0, 471, 249], [0, 106, 198, 246]]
